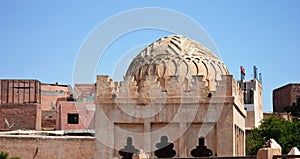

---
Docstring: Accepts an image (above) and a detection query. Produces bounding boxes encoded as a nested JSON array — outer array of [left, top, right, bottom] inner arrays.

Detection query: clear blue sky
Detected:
[[1, 1, 300, 112]]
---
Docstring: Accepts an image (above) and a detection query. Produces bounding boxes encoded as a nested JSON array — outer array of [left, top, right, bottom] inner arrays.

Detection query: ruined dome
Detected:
[[126, 35, 230, 90]]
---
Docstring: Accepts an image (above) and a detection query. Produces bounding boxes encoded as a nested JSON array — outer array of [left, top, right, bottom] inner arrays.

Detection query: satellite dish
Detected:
[[4, 118, 15, 129], [51, 101, 56, 111], [75, 92, 82, 99], [68, 84, 74, 95], [87, 93, 94, 102]]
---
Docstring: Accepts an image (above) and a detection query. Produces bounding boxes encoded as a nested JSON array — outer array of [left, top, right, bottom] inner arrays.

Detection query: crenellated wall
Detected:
[[94, 74, 246, 158], [96, 74, 244, 100]]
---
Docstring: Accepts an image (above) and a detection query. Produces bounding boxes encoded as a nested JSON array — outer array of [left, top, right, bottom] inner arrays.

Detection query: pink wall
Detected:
[[56, 101, 95, 130]]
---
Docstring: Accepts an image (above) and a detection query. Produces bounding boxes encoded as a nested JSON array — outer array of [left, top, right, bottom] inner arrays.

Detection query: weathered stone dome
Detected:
[[126, 35, 229, 90]]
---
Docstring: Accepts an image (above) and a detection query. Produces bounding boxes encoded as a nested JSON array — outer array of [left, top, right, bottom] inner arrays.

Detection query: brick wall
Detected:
[[41, 119, 55, 130], [0, 104, 41, 130], [0, 135, 95, 159], [41, 110, 56, 130], [0, 80, 40, 104], [273, 84, 300, 112]]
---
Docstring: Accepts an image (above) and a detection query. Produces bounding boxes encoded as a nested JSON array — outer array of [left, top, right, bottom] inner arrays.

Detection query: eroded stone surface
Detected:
[[126, 35, 229, 91]]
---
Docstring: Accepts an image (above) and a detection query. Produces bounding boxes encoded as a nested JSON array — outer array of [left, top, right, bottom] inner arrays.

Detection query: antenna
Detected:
[[253, 66, 258, 80], [259, 73, 263, 83]]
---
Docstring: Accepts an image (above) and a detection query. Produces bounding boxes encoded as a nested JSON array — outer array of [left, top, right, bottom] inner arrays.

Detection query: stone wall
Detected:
[[0, 135, 95, 159]]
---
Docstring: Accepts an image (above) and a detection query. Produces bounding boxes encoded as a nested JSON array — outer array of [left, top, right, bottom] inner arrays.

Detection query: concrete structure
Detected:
[[239, 79, 263, 130], [273, 84, 300, 112], [95, 35, 247, 158]]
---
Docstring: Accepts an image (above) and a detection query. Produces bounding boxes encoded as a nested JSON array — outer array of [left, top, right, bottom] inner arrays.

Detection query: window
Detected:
[[67, 113, 79, 124], [244, 89, 254, 104]]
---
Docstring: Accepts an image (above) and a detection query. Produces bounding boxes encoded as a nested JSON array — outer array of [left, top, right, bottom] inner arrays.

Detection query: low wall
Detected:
[[0, 135, 95, 159]]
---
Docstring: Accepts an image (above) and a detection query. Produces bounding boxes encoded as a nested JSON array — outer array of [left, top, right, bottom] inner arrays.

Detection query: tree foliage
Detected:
[[246, 116, 300, 155], [284, 97, 300, 118], [0, 150, 20, 159]]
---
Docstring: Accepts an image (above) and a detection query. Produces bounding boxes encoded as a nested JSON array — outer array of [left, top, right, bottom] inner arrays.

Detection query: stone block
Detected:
[[288, 147, 300, 159], [257, 139, 282, 159]]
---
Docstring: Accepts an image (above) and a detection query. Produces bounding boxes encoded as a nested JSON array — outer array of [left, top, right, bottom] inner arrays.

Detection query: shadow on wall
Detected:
[[118, 136, 213, 159]]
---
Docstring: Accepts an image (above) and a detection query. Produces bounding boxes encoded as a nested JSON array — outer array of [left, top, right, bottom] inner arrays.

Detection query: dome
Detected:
[[126, 35, 230, 90]]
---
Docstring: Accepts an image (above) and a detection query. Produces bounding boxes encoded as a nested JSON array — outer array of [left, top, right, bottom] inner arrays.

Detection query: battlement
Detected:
[[96, 74, 243, 104]]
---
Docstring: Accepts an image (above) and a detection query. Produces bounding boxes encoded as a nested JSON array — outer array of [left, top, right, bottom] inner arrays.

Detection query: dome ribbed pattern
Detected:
[[126, 35, 229, 90]]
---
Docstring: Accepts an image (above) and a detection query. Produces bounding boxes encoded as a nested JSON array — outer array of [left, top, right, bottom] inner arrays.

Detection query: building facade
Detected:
[[55, 84, 95, 130], [0, 79, 95, 131], [239, 79, 263, 130], [0, 80, 41, 130], [273, 83, 300, 112], [40, 83, 70, 130], [95, 35, 247, 158]]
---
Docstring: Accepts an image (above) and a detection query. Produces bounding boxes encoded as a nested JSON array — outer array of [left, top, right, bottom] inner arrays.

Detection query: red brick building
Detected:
[[0, 79, 96, 131], [273, 83, 300, 112], [0, 80, 41, 130]]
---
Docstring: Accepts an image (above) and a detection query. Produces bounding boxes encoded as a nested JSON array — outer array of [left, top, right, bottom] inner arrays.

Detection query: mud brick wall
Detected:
[[41, 110, 56, 130], [0, 80, 40, 104], [0, 103, 41, 130], [273, 84, 300, 112], [0, 135, 95, 159]]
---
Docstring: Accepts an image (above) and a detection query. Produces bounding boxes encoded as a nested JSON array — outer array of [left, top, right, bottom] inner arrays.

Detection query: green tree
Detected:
[[246, 128, 265, 155], [0, 151, 20, 159], [284, 97, 300, 118], [246, 116, 300, 155]]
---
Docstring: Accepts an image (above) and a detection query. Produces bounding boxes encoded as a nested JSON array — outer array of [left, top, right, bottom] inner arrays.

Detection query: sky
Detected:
[[1, 1, 300, 112]]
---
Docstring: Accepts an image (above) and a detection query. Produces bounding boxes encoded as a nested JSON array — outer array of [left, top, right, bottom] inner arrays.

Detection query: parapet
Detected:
[[96, 74, 243, 104]]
